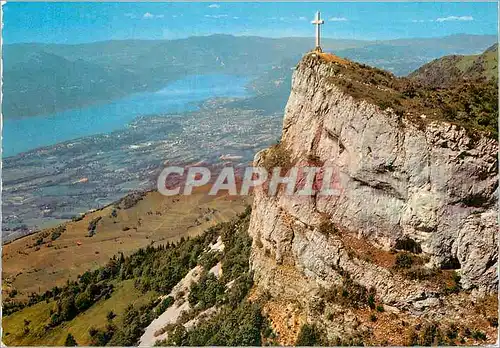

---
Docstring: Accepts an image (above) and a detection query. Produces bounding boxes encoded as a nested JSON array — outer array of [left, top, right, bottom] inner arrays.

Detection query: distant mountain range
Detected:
[[3, 33, 497, 119], [409, 43, 498, 88]]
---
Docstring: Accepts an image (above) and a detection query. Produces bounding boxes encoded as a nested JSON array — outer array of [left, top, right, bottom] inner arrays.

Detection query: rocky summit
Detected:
[[248, 52, 498, 344]]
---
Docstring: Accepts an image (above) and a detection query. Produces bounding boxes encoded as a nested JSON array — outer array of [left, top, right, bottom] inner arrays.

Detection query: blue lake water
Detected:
[[2, 74, 249, 157]]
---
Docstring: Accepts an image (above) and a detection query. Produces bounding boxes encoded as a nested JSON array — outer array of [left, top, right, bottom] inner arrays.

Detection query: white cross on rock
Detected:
[[311, 11, 325, 52]]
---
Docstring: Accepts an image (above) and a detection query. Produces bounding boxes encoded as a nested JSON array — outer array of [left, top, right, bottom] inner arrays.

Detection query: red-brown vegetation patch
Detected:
[[341, 232, 396, 268], [263, 299, 305, 346], [317, 52, 350, 66]]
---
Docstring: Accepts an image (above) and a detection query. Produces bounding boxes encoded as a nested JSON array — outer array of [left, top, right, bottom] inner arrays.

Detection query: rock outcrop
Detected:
[[248, 53, 498, 321]]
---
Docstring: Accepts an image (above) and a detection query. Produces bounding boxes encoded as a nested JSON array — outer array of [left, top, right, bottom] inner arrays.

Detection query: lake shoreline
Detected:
[[2, 97, 283, 241], [2, 74, 251, 158]]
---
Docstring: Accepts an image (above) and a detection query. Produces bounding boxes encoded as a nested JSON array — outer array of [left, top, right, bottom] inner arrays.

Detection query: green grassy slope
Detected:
[[2, 280, 156, 346], [408, 43, 498, 88], [316, 42, 498, 138], [2, 207, 268, 347]]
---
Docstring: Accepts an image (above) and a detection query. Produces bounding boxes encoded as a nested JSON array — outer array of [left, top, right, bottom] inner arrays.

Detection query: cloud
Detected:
[[208, 4, 220, 9], [298, 16, 307, 21], [329, 17, 348, 22], [143, 12, 165, 19], [411, 15, 474, 23], [436, 15, 473, 22], [205, 14, 228, 19]]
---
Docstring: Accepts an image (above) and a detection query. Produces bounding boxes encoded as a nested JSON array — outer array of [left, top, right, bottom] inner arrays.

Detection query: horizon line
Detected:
[[4, 32, 498, 46]]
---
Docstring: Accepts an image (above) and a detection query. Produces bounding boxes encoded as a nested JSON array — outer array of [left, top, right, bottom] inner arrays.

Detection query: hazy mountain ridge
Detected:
[[409, 43, 498, 88], [3, 34, 496, 118], [4, 50, 139, 119]]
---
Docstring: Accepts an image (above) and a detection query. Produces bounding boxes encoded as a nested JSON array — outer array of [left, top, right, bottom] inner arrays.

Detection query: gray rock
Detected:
[[413, 297, 440, 310], [248, 53, 498, 313]]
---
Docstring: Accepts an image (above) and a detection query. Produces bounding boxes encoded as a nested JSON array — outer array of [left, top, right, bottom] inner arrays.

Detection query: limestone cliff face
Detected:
[[248, 53, 498, 317]]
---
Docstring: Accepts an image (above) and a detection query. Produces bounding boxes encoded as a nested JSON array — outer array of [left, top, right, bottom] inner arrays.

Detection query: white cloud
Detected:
[[205, 14, 228, 19], [143, 12, 165, 19], [411, 15, 474, 23], [329, 17, 348, 22], [233, 16, 240, 20], [436, 15, 473, 22], [208, 4, 220, 9], [298, 16, 307, 21]]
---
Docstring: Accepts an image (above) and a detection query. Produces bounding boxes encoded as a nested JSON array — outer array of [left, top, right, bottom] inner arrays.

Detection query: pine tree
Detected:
[[64, 333, 78, 346]]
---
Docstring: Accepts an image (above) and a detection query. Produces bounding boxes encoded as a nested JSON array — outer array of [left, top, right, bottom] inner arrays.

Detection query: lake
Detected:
[[2, 74, 249, 157]]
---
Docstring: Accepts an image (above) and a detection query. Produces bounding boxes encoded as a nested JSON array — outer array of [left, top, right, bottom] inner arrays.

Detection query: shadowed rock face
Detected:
[[248, 53, 498, 312]]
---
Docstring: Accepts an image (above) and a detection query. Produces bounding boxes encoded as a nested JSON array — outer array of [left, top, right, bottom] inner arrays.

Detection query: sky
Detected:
[[2, 1, 498, 44]]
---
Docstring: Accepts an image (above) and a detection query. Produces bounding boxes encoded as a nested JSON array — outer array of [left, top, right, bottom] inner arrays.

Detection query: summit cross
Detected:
[[311, 11, 325, 52]]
